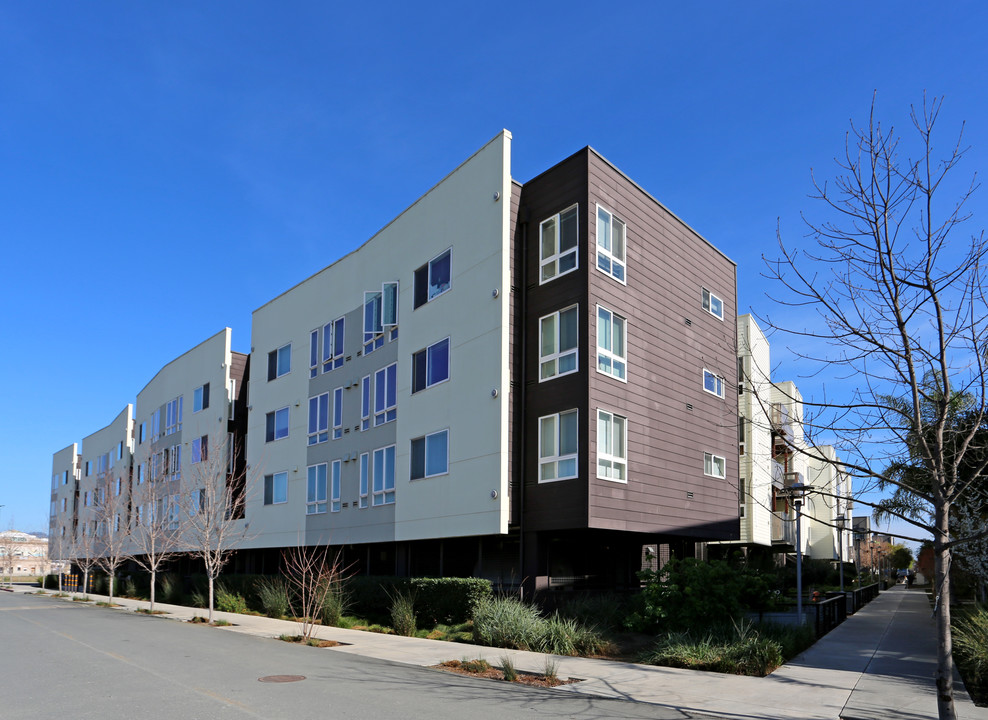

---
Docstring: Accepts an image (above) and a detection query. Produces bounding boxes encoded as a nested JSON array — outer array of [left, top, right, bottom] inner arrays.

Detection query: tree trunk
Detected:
[[150, 570, 156, 613], [108, 573, 114, 605], [208, 575, 215, 624], [83, 569, 89, 596], [934, 505, 957, 720]]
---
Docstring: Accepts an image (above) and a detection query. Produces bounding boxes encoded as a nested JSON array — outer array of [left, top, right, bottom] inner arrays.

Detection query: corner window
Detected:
[[597, 410, 627, 482], [410, 429, 449, 480], [263, 471, 288, 505], [702, 288, 724, 320], [193, 383, 210, 413], [267, 344, 291, 380], [265, 407, 289, 442], [414, 249, 451, 308], [703, 369, 725, 398], [412, 338, 450, 393], [704, 452, 726, 479], [540, 205, 579, 283], [372, 445, 396, 505], [539, 306, 578, 380], [539, 410, 578, 482], [306, 463, 327, 514], [374, 363, 397, 425], [308, 393, 329, 445], [331, 460, 342, 512], [596, 205, 626, 282], [596, 306, 627, 381]]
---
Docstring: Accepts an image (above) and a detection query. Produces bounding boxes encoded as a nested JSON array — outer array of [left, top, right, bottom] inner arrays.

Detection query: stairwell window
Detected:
[[540, 205, 579, 283], [410, 429, 449, 480], [263, 471, 288, 505], [414, 249, 451, 308], [540, 305, 578, 380], [266, 407, 289, 442], [596, 205, 626, 283], [539, 410, 578, 482], [267, 344, 292, 380], [597, 410, 627, 482], [193, 383, 210, 412], [412, 339, 449, 393]]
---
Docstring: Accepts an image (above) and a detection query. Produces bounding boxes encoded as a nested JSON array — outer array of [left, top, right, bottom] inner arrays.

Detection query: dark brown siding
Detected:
[[585, 151, 738, 540], [518, 151, 590, 532]]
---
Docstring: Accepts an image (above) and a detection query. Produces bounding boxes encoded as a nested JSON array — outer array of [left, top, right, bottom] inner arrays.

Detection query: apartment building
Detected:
[[727, 314, 852, 564], [74, 406, 135, 553], [49, 443, 80, 553], [50, 131, 741, 592]]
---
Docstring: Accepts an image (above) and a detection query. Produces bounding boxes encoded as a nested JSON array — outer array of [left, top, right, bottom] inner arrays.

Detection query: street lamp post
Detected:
[[835, 513, 846, 594], [791, 483, 809, 625]]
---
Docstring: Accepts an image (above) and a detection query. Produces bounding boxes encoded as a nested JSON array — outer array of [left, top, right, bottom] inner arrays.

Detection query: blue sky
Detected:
[[1, 2, 985, 549]]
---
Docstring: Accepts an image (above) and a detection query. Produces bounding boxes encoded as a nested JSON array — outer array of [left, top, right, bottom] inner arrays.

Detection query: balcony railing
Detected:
[[772, 511, 796, 545]]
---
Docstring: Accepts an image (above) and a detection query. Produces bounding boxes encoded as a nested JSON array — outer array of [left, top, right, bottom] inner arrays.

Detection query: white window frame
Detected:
[[382, 281, 399, 327], [359, 452, 369, 508], [374, 363, 397, 425], [595, 204, 627, 283], [165, 397, 182, 435], [331, 459, 342, 512], [411, 338, 450, 394], [363, 291, 384, 353], [307, 463, 328, 514], [308, 392, 329, 445], [410, 429, 450, 480], [269, 343, 292, 380], [539, 204, 579, 284], [323, 317, 345, 372], [309, 329, 320, 378], [704, 452, 726, 479], [596, 410, 628, 482], [539, 305, 579, 381], [193, 383, 209, 413], [360, 375, 371, 430], [414, 248, 452, 308], [264, 471, 288, 506], [267, 407, 290, 442], [703, 369, 725, 398], [333, 387, 344, 439], [538, 409, 578, 483], [702, 288, 724, 320], [372, 445, 396, 506], [596, 305, 627, 382]]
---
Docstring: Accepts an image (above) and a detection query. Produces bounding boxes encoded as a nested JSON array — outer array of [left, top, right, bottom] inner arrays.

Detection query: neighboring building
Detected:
[[49, 442, 81, 561], [0, 530, 56, 577], [49, 131, 741, 593], [722, 314, 852, 564]]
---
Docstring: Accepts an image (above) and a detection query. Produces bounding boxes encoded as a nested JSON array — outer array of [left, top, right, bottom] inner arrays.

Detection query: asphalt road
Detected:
[[0, 591, 692, 720]]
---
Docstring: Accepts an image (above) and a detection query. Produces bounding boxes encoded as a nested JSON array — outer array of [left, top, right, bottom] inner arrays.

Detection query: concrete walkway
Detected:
[[13, 583, 986, 720]]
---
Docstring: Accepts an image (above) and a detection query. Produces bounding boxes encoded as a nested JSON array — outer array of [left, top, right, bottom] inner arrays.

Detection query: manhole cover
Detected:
[[258, 675, 306, 683]]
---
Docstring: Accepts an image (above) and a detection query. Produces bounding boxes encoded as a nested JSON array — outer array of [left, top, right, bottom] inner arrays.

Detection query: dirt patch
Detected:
[[433, 660, 580, 688], [278, 635, 345, 648]]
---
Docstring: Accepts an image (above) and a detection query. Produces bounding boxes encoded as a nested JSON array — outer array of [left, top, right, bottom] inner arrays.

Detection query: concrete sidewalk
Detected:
[[16, 583, 986, 720]]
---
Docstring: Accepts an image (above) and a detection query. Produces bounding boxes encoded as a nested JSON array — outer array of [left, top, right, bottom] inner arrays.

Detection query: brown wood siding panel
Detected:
[[585, 153, 738, 540], [519, 151, 590, 532]]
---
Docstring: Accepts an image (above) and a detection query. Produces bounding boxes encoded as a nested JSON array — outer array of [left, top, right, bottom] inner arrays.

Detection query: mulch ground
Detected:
[[432, 660, 579, 688]]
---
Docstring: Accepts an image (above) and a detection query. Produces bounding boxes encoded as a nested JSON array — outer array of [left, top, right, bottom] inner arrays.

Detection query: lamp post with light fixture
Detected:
[[791, 483, 810, 624], [835, 513, 846, 593]]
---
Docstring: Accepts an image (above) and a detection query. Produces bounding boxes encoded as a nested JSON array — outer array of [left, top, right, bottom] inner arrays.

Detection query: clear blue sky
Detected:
[[1, 2, 985, 550]]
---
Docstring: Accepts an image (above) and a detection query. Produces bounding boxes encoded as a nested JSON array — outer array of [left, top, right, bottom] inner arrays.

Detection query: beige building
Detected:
[[0, 530, 56, 577]]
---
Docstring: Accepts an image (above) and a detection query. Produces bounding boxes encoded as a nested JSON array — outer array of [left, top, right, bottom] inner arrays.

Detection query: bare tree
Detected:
[[282, 541, 346, 642], [92, 474, 132, 605], [73, 520, 100, 596], [0, 529, 17, 586], [130, 470, 180, 612], [762, 94, 988, 720], [181, 435, 252, 623]]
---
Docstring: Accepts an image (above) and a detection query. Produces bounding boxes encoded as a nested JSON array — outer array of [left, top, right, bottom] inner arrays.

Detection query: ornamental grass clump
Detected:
[[472, 596, 604, 656]]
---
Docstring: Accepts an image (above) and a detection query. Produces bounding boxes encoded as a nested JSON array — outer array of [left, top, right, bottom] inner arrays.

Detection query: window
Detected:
[[308, 393, 329, 445], [702, 288, 724, 320], [704, 452, 726, 479], [115, 477, 122, 496], [137, 463, 144, 484], [739, 477, 746, 518], [363, 291, 384, 353], [193, 383, 210, 412], [62, 470, 68, 486], [263, 471, 288, 505], [331, 460, 341, 512], [139, 422, 146, 444], [738, 417, 746, 454], [169, 445, 181, 480], [333, 387, 344, 439], [265, 407, 289, 442], [738, 356, 745, 395], [410, 429, 449, 480], [166, 397, 182, 435], [117, 441, 124, 461], [267, 344, 291, 380], [151, 409, 161, 441], [539, 410, 578, 482], [192, 435, 208, 464], [310, 329, 319, 378], [307, 464, 327, 514], [540, 205, 579, 283], [61, 497, 66, 512], [361, 375, 371, 430], [382, 281, 399, 326], [597, 306, 627, 380], [359, 453, 369, 508], [374, 363, 397, 425], [414, 249, 451, 308], [596, 205, 626, 282], [168, 494, 180, 530], [323, 317, 345, 372], [540, 306, 578, 380], [597, 410, 628, 482], [372, 445, 396, 505], [412, 338, 450, 393], [703, 369, 725, 398]]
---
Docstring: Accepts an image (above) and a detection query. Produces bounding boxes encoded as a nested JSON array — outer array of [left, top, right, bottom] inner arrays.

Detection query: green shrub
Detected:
[[558, 592, 628, 633], [319, 579, 348, 627], [215, 584, 248, 614], [256, 578, 290, 619], [500, 655, 518, 682], [188, 590, 207, 609], [159, 573, 183, 604], [954, 605, 988, 704], [472, 596, 604, 656], [409, 578, 493, 626], [640, 623, 783, 676], [389, 590, 417, 637]]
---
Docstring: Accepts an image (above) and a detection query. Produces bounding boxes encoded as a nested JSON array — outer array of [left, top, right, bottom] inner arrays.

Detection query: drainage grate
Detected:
[[258, 675, 306, 683]]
